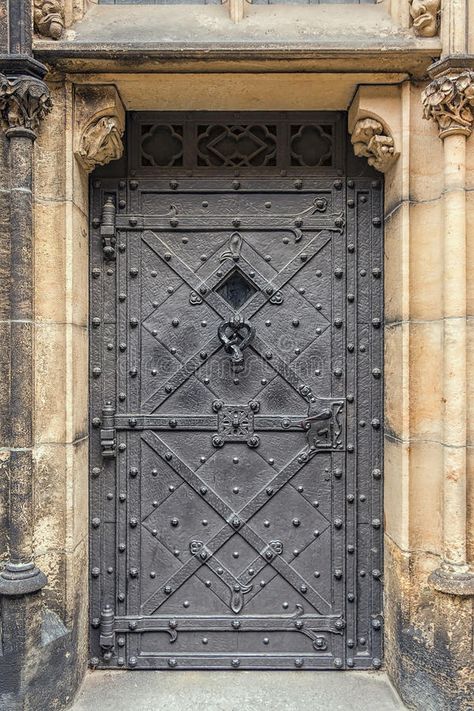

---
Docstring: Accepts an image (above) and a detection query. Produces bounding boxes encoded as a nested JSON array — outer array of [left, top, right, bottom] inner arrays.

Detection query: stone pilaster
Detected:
[[0, 75, 51, 595], [422, 67, 474, 595]]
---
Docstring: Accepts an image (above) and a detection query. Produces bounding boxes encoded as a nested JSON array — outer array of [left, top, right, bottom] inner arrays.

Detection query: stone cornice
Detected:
[[0, 74, 52, 132]]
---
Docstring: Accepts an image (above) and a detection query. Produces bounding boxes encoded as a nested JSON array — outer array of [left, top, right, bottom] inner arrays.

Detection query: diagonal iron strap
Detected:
[[141, 431, 331, 616]]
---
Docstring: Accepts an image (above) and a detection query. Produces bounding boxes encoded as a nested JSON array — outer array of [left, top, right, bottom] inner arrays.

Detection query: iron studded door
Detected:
[[89, 112, 383, 670]]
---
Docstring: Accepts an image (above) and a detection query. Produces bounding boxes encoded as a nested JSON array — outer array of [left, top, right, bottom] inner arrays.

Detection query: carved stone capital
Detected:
[[0, 74, 52, 133], [34, 0, 65, 40], [74, 85, 125, 173], [422, 70, 474, 138], [409, 0, 440, 38], [350, 118, 397, 173]]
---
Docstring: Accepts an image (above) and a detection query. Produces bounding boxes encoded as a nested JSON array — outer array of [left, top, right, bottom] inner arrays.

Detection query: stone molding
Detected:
[[34, 0, 65, 40], [0, 74, 52, 132], [422, 70, 474, 138], [74, 85, 125, 173], [409, 0, 440, 37]]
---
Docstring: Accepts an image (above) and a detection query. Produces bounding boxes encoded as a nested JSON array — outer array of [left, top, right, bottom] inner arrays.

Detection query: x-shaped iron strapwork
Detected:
[[115, 213, 345, 616], [141, 428, 339, 616], [140, 226, 334, 415]]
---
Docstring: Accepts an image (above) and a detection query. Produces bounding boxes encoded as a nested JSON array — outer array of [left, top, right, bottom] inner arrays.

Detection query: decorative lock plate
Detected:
[[212, 399, 260, 448]]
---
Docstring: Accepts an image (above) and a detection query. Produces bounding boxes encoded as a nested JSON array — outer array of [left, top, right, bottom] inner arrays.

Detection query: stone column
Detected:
[[422, 68, 474, 594], [0, 76, 52, 596]]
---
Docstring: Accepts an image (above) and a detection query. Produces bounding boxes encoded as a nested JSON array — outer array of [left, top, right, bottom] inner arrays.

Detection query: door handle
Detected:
[[217, 314, 255, 369]]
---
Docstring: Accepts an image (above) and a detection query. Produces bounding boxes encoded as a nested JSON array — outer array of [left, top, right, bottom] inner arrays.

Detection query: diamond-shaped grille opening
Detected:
[[215, 268, 258, 309]]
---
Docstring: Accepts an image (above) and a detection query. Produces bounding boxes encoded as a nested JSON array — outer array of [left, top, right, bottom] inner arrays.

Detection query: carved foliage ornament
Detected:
[[0, 74, 52, 132], [34, 0, 65, 40], [350, 118, 397, 173], [422, 71, 474, 138], [77, 115, 124, 172], [409, 0, 440, 38]]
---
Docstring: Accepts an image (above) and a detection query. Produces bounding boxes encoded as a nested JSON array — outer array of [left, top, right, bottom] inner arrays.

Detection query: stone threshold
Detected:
[[69, 669, 406, 710]]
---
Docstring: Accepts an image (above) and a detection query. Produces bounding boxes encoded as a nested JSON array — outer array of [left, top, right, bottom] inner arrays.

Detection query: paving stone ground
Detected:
[[69, 670, 406, 711]]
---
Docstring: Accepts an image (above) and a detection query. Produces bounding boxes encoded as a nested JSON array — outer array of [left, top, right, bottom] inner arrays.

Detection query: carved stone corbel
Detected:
[[34, 0, 65, 40], [348, 86, 401, 174], [0, 74, 52, 132], [74, 85, 125, 173], [350, 118, 397, 173], [409, 0, 440, 38], [422, 70, 474, 138]]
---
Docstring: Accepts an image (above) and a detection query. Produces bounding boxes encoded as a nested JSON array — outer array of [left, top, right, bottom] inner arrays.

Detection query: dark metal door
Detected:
[[89, 112, 383, 671]]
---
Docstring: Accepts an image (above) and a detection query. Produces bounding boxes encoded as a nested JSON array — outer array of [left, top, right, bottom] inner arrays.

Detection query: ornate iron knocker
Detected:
[[218, 315, 255, 370]]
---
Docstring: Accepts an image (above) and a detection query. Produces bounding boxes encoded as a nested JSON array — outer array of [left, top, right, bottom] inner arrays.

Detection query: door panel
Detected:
[[89, 112, 383, 670]]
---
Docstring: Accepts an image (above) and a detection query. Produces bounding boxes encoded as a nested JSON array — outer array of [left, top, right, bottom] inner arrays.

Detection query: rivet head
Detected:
[[170, 517, 179, 527], [295, 658, 304, 668], [168, 658, 177, 668], [334, 658, 343, 669], [91, 517, 100, 528], [231, 659, 240, 668], [372, 658, 382, 669]]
